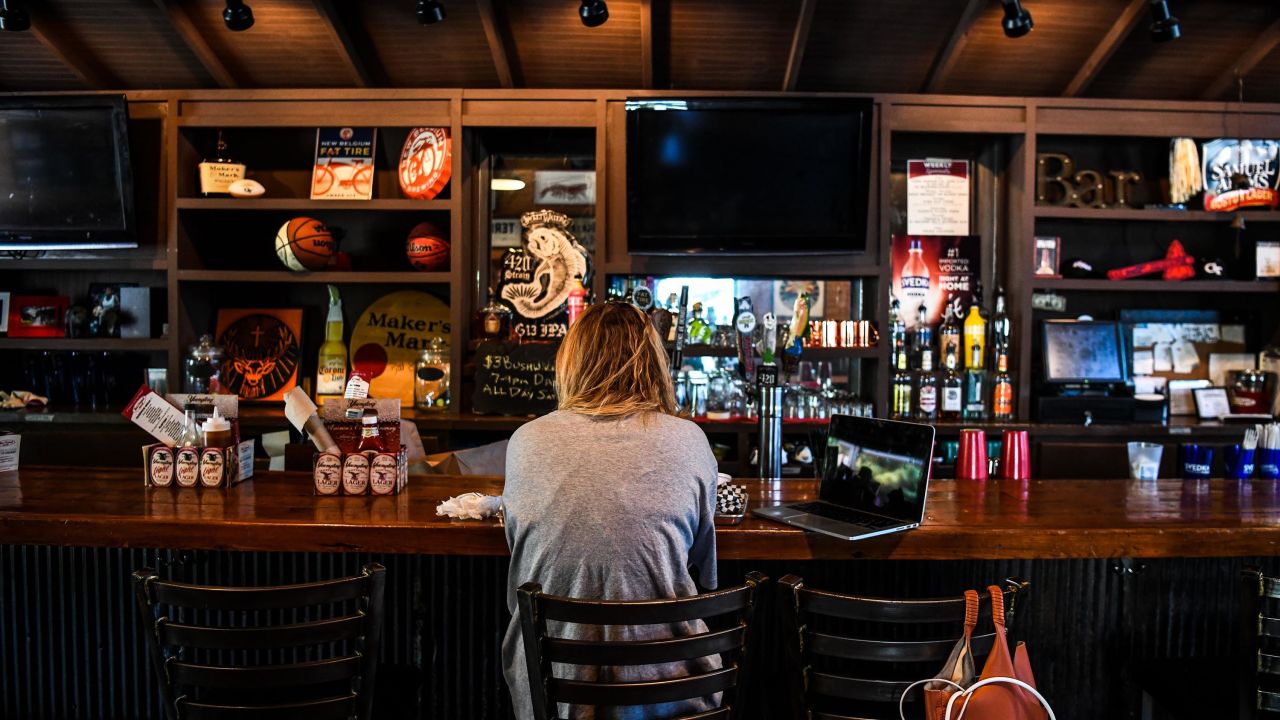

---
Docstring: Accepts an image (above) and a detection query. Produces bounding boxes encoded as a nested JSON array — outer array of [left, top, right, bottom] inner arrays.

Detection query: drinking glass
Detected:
[[1128, 442, 1163, 480], [816, 361, 834, 391]]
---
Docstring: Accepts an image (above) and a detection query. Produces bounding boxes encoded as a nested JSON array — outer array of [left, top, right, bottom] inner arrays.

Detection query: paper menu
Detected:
[[906, 159, 970, 237]]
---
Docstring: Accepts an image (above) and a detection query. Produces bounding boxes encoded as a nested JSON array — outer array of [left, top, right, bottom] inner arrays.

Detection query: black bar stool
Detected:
[[516, 572, 767, 720], [778, 575, 1028, 720], [1242, 566, 1280, 718], [132, 563, 386, 720]]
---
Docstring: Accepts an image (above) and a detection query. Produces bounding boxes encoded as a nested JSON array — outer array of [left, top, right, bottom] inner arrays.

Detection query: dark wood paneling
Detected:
[[0, 32, 84, 90], [502, 0, 643, 88], [799, 0, 959, 92], [360, 0, 501, 88], [1089, 0, 1280, 100], [49, 0, 210, 89], [667, 0, 797, 90]]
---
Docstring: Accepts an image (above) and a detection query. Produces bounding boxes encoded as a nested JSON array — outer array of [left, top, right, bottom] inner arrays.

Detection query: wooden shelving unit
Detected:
[[174, 198, 451, 211], [0, 338, 170, 351], [1029, 278, 1280, 293], [177, 270, 451, 284], [1032, 206, 1280, 222]]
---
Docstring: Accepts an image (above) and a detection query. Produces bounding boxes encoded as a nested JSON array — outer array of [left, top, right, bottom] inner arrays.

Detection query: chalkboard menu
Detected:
[[472, 341, 558, 416]]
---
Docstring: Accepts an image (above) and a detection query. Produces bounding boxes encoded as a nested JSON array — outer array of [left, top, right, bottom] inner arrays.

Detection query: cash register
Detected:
[[1037, 319, 1137, 424]]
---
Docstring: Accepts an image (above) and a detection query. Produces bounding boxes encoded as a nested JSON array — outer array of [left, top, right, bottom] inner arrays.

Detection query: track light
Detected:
[[579, 0, 608, 27], [999, 0, 1033, 39], [0, 0, 30, 32], [417, 0, 446, 25], [223, 0, 253, 31], [1148, 0, 1180, 42]]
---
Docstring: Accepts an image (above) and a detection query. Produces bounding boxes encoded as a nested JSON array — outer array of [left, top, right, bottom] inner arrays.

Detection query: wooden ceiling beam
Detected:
[[477, 0, 520, 88], [782, 0, 817, 91], [1061, 0, 1146, 98], [1201, 17, 1280, 100], [922, 0, 985, 94], [153, 0, 237, 88], [313, 0, 374, 88], [26, 3, 117, 88]]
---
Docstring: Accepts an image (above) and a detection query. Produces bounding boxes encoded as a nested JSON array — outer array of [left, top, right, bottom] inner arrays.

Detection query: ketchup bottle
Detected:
[[356, 410, 385, 453], [567, 274, 586, 326]]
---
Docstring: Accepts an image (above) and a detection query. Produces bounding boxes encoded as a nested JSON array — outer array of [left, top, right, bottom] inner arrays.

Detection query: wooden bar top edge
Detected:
[[2, 466, 1279, 560]]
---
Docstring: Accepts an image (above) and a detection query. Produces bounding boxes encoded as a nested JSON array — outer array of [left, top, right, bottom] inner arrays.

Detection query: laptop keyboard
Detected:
[[788, 502, 901, 529]]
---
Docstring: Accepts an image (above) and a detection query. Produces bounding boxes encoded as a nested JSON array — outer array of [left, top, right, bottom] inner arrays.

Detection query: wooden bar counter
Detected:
[[2, 465, 1277, 560]]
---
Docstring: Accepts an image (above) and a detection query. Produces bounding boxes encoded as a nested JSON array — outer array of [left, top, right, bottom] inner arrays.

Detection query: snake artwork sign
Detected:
[[495, 209, 591, 343]]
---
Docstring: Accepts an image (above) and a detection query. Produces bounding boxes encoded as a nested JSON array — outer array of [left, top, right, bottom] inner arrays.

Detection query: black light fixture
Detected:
[[0, 0, 30, 32], [1149, 0, 1181, 42], [223, 0, 253, 31], [999, 0, 1033, 38], [417, 0, 446, 25], [579, 0, 608, 27]]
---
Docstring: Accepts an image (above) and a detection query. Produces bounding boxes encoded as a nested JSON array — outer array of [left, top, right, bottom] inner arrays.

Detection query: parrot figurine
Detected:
[[785, 292, 811, 356]]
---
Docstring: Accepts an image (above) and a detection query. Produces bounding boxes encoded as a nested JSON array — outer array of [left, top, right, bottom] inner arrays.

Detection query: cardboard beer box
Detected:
[[313, 446, 408, 496], [142, 440, 254, 489], [321, 397, 401, 452]]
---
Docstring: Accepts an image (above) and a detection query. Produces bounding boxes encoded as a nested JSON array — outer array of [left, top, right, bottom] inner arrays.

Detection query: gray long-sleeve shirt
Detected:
[[501, 410, 720, 720]]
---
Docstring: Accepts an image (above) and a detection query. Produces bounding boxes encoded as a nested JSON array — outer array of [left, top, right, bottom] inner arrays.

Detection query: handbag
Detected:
[[900, 585, 1054, 720]]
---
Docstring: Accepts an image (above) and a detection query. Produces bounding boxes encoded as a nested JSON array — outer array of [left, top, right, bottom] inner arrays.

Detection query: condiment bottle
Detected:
[[200, 408, 233, 448], [356, 409, 386, 453], [567, 274, 586, 326]]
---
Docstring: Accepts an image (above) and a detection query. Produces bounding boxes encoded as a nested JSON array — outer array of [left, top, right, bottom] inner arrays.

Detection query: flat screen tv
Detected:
[[626, 97, 873, 255], [0, 95, 136, 250]]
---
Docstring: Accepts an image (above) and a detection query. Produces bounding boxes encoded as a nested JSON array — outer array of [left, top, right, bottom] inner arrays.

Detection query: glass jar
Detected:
[[184, 334, 224, 394], [1230, 369, 1268, 413], [474, 290, 512, 342], [706, 372, 731, 420], [414, 337, 451, 412], [688, 371, 708, 418]]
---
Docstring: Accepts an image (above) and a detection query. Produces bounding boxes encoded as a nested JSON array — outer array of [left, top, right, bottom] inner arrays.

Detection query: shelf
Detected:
[[1032, 206, 1280, 222], [175, 198, 452, 211], [0, 249, 168, 271], [1030, 278, 1280, 293], [0, 338, 170, 351], [672, 345, 881, 359], [177, 270, 450, 284]]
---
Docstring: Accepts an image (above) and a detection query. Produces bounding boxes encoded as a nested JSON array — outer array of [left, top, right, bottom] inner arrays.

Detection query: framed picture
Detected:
[[8, 295, 68, 338], [533, 170, 596, 205], [1192, 386, 1231, 420], [1034, 236, 1061, 277], [215, 308, 303, 402]]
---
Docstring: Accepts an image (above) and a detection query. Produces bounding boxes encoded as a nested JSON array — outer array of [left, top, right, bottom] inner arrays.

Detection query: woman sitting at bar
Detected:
[[502, 301, 720, 720]]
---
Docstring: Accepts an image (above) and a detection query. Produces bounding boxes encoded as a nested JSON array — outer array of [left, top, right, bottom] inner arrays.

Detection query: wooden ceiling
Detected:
[[2, 0, 1280, 101]]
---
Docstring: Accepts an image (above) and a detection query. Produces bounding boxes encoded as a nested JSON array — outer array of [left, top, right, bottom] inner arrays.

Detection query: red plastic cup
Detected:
[[956, 428, 988, 480], [1000, 430, 1030, 480]]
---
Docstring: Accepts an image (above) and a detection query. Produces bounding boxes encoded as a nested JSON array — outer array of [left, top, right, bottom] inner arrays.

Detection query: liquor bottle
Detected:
[[991, 286, 1011, 366], [475, 288, 512, 341], [888, 293, 906, 370], [912, 302, 933, 372], [962, 297, 987, 371], [356, 410, 386, 453], [567, 275, 587, 326], [316, 285, 347, 404], [992, 350, 1014, 420], [688, 302, 712, 345], [916, 349, 938, 421], [198, 130, 246, 197], [901, 238, 931, 309], [963, 343, 987, 420], [891, 351, 913, 420], [939, 298, 961, 368], [940, 348, 963, 421]]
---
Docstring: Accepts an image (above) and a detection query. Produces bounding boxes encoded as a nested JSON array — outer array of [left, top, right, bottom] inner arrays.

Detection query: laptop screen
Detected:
[[820, 415, 935, 523]]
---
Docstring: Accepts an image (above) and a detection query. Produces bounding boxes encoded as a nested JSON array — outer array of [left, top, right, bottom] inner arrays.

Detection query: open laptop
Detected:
[[752, 414, 935, 541]]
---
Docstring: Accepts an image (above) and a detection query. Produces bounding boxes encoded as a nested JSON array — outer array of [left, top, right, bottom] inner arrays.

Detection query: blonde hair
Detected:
[[555, 301, 678, 419]]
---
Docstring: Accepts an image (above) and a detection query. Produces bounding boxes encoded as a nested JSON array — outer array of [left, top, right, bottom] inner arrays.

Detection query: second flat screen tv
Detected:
[[626, 98, 872, 255]]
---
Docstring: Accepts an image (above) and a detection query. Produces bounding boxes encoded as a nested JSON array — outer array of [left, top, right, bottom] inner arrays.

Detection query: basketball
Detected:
[[275, 217, 335, 272], [406, 221, 449, 271]]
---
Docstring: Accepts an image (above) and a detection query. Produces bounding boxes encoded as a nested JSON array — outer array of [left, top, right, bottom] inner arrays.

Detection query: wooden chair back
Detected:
[[779, 575, 1029, 720], [516, 572, 767, 720], [132, 563, 386, 720], [1242, 567, 1280, 718]]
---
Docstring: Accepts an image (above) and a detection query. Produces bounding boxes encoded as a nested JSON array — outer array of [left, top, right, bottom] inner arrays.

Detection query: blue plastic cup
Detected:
[[1224, 444, 1256, 480], [1260, 448, 1280, 480], [1181, 443, 1214, 481]]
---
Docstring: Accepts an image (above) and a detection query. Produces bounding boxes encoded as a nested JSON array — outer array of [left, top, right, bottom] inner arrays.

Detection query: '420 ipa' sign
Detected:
[[472, 342, 557, 416], [496, 210, 590, 342]]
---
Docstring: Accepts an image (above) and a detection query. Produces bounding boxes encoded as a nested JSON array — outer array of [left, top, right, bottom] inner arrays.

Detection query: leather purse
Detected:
[[921, 589, 979, 720]]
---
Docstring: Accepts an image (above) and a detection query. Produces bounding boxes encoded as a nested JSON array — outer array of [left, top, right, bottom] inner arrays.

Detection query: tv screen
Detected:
[[626, 98, 872, 255], [0, 95, 136, 249], [1042, 320, 1129, 384]]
